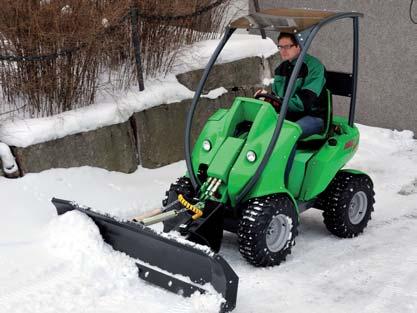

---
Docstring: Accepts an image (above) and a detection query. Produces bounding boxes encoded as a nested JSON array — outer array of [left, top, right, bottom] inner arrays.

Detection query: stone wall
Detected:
[[2, 54, 277, 176], [133, 88, 259, 168], [11, 122, 138, 175]]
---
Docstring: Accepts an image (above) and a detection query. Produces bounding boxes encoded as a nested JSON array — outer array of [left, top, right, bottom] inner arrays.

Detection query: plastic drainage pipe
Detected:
[[0, 142, 18, 175]]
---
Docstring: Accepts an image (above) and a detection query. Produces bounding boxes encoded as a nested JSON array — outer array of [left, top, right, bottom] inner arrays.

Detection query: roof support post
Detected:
[[235, 12, 363, 203], [185, 27, 236, 190], [349, 16, 360, 126], [183, 10, 363, 201], [253, 0, 267, 39], [235, 24, 319, 204]]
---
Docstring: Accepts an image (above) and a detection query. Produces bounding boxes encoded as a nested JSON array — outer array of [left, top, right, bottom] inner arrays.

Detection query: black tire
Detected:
[[319, 171, 375, 238], [162, 176, 195, 232], [238, 195, 298, 267], [162, 176, 194, 207]]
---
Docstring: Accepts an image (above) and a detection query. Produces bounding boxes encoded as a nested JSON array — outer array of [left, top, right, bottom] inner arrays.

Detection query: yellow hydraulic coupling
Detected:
[[177, 194, 203, 220]]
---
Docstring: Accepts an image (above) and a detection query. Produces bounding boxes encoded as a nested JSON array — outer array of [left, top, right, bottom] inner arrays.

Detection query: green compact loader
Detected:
[[52, 8, 374, 312]]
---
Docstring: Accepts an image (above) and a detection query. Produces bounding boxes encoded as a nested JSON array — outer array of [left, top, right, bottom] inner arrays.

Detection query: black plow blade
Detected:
[[51, 198, 238, 312]]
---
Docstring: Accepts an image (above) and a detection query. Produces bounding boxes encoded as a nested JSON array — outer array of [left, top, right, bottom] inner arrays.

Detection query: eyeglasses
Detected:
[[277, 44, 295, 51]]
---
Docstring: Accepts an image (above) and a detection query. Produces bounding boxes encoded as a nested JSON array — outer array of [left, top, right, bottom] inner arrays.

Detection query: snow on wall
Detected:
[[0, 35, 277, 148]]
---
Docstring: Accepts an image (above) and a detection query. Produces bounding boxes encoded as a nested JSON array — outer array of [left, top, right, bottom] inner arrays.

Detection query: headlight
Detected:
[[203, 140, 211, 151], [246, 150, 257, 162]]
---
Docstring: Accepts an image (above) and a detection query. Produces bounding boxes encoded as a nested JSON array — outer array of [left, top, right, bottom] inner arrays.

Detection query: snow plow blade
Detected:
[[51, 198, 238, 312]]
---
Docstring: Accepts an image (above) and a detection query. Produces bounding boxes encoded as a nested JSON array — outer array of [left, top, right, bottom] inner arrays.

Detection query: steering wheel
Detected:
[[254, 93, 282, 111]]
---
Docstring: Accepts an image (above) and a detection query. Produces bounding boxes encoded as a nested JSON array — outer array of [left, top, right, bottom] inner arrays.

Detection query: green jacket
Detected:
[[272, 54, 327, 120]]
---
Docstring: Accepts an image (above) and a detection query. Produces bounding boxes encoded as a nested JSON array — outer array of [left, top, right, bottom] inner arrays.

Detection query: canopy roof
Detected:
[[229, 8, 347, 33]]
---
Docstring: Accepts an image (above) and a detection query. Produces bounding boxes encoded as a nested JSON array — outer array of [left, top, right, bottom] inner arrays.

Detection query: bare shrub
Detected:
[[0, 0, 230, 117]]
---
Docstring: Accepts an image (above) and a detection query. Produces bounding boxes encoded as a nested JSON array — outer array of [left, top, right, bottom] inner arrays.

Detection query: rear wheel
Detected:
[[238, 195, 298, 267], [319, 172, 375, 238]]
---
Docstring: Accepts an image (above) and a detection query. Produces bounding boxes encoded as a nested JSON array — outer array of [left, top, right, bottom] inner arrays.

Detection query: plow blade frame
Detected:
[[51, 198, 238, 312]]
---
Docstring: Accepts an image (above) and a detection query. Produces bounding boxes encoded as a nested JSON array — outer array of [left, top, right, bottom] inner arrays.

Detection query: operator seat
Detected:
[[299, 88, 333, 144]]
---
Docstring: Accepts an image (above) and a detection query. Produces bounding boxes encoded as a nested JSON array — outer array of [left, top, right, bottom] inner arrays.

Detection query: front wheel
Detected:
[[319, 172, 375, 238], [162, 176, 195, 232], [238, 195, 298, 267]]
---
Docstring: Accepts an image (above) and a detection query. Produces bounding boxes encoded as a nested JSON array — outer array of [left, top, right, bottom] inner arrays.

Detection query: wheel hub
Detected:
[[266, 214, 292, 252], [348, 191, 368, 225]]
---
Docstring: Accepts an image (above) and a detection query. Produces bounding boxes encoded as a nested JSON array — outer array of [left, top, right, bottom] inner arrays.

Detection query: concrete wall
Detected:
[[2, 55, 275, 176], [133, 88, 259, 168], [251, 0, 417, 135], [12, 121, 139, 175]]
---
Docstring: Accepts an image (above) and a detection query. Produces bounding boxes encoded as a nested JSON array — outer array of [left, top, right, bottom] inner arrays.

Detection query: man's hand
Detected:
[[254, 92, 282, 112], [254, 89, 267, 97]]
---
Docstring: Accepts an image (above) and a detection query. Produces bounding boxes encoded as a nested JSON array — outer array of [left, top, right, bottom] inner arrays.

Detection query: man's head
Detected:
[[277, 33, 301, 61]]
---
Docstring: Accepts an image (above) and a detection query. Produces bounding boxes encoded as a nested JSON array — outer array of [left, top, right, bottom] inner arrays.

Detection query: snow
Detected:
[[172, 34, 277, 74], [0, 142, 18, 174], [1, 7, 416, 310], [202, 87, 229, 100], [1, 124, 417, 313], [0, 35, 277, 148]]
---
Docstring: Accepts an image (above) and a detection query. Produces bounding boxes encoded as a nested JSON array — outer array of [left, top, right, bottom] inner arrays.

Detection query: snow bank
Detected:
[[172, 34, 277, 74], [0, 35, 277, 148], [45, 210, 138, 279], [0, 142, 18, 174], [41, 210, 223, 313], [0, 75, 195, 147]]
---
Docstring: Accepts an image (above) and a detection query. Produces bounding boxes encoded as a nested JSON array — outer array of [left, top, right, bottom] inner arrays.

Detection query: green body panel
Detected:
[[192, 97, 302, 207], [228, 120, 301, 206], [191, 96, 361, 209], [192, 97, 264, 177], [298, 115, 360, 201], [207, 137, 245, 182], [287, 151, 314, 198]]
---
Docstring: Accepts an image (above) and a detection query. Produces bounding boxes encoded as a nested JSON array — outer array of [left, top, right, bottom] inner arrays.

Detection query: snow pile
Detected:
[[44, 210, 139, 284], [40, 210, 223, 313], [398, 178, 417, 195], [203, 87, 228, 100], [0, 142, 18, 174]]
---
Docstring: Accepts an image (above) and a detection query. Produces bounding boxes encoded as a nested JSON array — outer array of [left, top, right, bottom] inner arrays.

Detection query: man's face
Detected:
[[278, 37, 301, 61]]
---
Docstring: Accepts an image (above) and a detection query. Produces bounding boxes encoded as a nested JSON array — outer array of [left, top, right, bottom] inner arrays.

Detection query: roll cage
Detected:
[[184, 7, 363, 204]]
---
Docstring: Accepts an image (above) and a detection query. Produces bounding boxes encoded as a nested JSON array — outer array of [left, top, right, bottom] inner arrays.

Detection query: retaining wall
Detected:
[[1, 54, 277, 176]]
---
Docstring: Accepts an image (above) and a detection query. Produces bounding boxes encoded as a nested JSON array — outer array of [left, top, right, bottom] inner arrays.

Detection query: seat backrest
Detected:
[[299, 70, 353, 144], [326, 71, 354, 98], [299, 89, 332, 142]]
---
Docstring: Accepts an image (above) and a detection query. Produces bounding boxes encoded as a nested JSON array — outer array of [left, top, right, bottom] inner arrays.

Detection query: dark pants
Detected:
[[296, 116, 324, 139], [285, 116, 324, 184]]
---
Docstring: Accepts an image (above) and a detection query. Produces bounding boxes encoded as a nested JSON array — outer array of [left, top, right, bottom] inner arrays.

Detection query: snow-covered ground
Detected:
[[1, 123, 417, 313], [1, 2, 416, 310]]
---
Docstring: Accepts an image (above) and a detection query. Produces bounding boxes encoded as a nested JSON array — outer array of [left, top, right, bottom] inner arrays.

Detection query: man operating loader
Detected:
[[256, 32, 328, 139]]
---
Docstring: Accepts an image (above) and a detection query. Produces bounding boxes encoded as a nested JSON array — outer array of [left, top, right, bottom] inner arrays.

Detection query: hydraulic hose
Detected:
[[178, 194, 203, 220]]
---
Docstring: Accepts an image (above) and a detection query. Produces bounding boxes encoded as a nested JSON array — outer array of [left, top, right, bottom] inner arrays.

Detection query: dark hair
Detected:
[[277, 32, 298, 46]]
